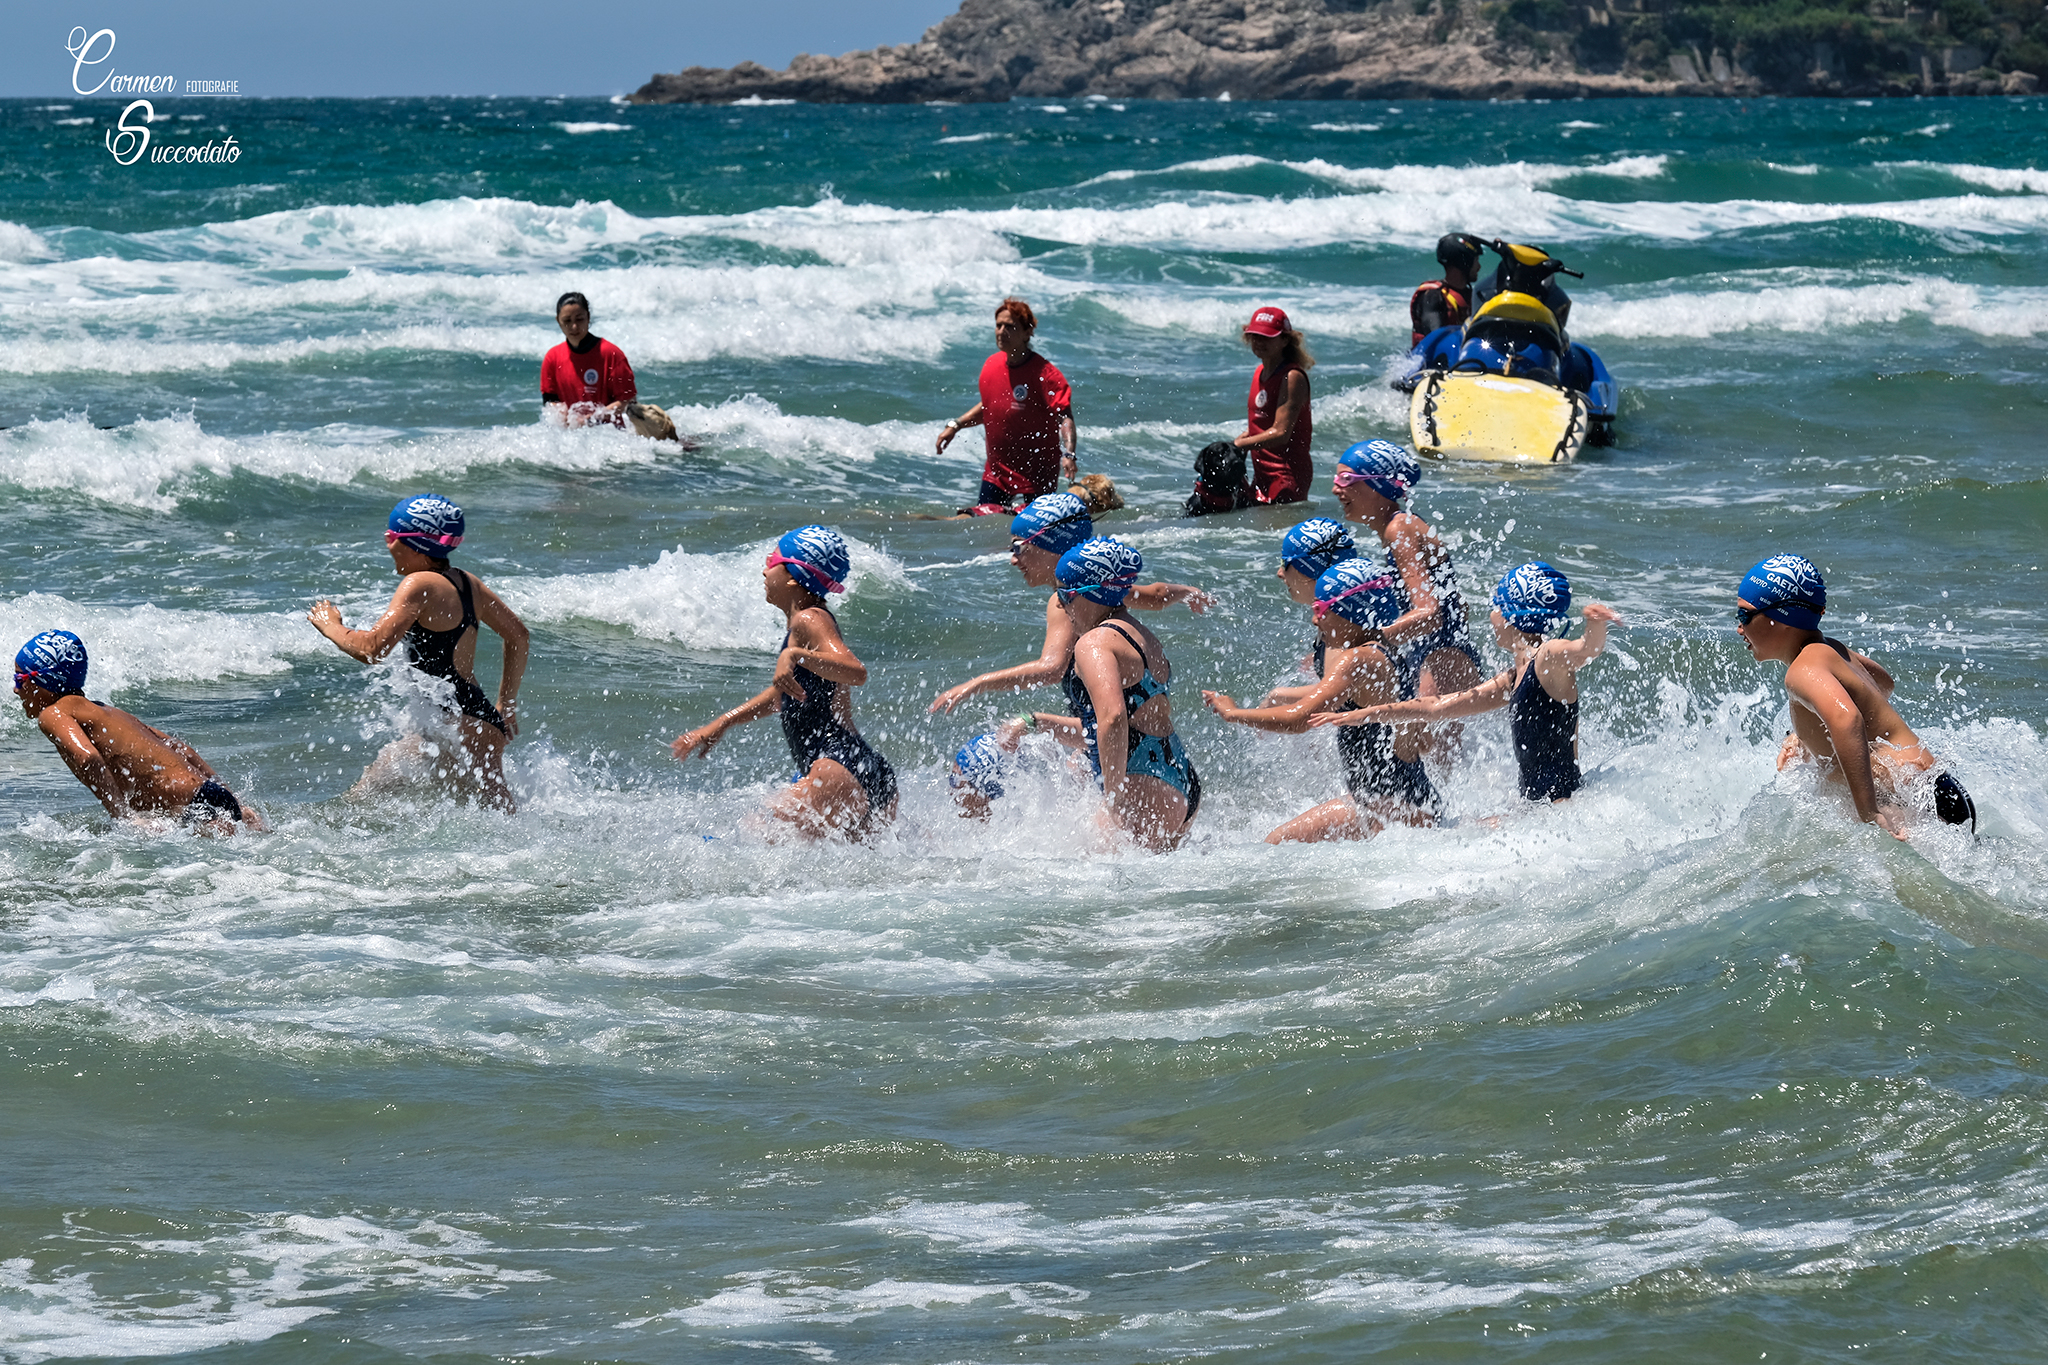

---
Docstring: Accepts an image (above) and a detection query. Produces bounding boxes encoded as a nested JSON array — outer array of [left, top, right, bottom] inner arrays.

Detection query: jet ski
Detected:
[[1396, 242, 1618, 464]]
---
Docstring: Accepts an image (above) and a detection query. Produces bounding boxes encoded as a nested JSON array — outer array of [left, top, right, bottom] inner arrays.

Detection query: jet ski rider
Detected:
[[1410, 233, 1484, 348], [1471, 240, 1574, 340]]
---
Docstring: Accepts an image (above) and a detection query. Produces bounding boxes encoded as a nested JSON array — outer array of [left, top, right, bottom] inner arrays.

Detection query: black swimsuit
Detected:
[[1509, 660, 1580, 801], [778, 613, 897, 819], [403, 565, 506, 733], [1314, 638, 1439, 816]]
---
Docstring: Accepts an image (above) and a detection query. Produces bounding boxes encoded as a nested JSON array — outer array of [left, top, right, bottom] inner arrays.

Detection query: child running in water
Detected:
[[1733, 553, 1975, 838], [1204, 553, 1440, 844], [13, 630, 264, 832], [994, 537, 1199, 851], [309, 495, 530, 812], [672, 526, 898, 839], [1313, 562, 1620, 804]]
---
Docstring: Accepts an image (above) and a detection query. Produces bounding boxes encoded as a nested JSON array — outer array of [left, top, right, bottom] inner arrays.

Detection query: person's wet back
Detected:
[[13, 630, 263, 832]]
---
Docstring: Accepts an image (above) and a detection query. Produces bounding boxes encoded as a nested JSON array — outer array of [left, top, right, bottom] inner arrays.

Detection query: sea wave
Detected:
[[0, 591, 318, 702]]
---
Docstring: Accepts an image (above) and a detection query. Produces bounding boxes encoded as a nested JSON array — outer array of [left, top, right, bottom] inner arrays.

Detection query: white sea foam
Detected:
[[553, 122, 631, 134], [1309, 122, 1383, 132], [501, 534, 912, 652], [0, 593, 319, 706], [1580, 277, 2048, 340], [1887, 160, 2048, 194], [0, 413, 678, 510], [667, 1271, 1084, 1327], [0, 1212, 545, 1364], [0, 221, 55, 263]]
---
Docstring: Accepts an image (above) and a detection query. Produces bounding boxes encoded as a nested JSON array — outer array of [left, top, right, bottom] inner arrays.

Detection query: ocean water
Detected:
[[2, 92, 2047, 1363]]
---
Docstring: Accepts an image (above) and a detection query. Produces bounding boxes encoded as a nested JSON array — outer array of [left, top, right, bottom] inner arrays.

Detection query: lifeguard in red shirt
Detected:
[[1235, 305, 1314, 505], [541, 291, 636, 428], [934, 297, 1077, 515]]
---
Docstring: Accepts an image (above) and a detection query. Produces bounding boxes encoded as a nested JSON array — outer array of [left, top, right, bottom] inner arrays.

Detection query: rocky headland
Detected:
[[629, 0, 2041, 104]]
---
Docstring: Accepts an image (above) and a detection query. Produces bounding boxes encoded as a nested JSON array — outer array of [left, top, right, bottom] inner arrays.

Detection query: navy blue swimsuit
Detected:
[[1384, 544, 1484, 699], [1062, 620, 1201, 820], [778, 613, 897, 819], [1509, 661, 1581, 801], [1314, 638, 1440, 817]]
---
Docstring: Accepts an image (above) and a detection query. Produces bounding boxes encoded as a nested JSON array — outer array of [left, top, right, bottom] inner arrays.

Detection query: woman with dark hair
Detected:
[[541, 291, 637, 428], [934, 296, 1077, 515], [1234, 304, 1315, 505]]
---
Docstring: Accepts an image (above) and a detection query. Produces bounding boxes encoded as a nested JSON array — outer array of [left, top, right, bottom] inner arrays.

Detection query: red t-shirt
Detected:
[[541, 338, 636, 412], [976, 351, 1072, 502], [1247, 362, 1312, 504]]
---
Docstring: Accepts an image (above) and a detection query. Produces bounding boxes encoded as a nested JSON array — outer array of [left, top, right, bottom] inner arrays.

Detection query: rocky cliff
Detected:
[[629, 0, 2042, 103]]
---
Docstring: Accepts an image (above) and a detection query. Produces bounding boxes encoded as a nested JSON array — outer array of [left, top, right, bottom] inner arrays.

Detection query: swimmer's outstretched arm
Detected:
[[1313, 668, 1516, 727], [931, 597, 1076, 712], [672, 685, 783, 762], [1205, 659, 1377, 734], [1529, 603, 1622, 702], [471, 578, 531, 737], [994, 713, 1085, 752], [307, 576, 435, 664]]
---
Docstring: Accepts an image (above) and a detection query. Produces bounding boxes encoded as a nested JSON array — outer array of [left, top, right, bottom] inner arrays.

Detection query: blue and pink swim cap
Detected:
[[1009, 492, 1093, 557], [1737, 554, 1826, 630], [771, 525, 850, 597], [1493, 562, 1573, 634], [1280, 518, 1356, 580], [1335, 440, 1422, 502], [14, 630, 88, 696], [1313, 559, 1406, 629], [388, 494, 465, 557], [1055, 537, 1142, 607]]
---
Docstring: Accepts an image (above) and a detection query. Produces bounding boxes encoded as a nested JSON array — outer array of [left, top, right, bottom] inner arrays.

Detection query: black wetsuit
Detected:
[[1061, 620, 1201, 820], [1314, 638, 1439, 816], [403, 565, 506, 733], [1509, 661, 1580, 801], [778, 614, 897, 818]]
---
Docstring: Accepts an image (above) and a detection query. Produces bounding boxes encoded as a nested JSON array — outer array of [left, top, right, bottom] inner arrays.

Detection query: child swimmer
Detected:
[[13, 630, 264, 833], [1733, 553, 1975, 838], [1312, 562, 1621, 805], [1204, 556, 1441, 844], [672, 526, 898, 840]]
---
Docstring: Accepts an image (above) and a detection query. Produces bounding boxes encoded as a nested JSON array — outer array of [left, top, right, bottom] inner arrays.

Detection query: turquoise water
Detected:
[[3, 93, 2048, 1362]]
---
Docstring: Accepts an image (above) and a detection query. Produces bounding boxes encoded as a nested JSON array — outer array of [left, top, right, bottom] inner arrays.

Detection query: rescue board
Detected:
[[1409, 372, 1589, 464]]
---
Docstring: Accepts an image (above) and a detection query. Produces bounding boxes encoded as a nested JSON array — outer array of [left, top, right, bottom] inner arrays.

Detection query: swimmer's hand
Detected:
[[771, 649, 809, 703], [1873, 806, 1911, 841], [1200, 690, 1240, 720], [499, 698, 521, 739], [671, 725, 722, 762], [1182, 589, 1217, 615], [934, 423, 958, 455], [307, 600, 345, 638], [1306, 707, 1375, 729], [929, 681, 976, 714], [1776, 731, 1808, 771], [1580, 602, 1624, 627], [992, 718, 1029, 750]]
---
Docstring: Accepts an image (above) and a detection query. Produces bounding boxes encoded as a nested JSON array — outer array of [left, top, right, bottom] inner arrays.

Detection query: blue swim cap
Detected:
[[1313, 559, 1406, 629], [1737, 554, 1826, 630], [772, 525, 850, 597], [14, 630, 88, 696], [1055, 537, 1143, 607], [950, 733, 1008, 800], [1010, 492, 1093, 557], [1336, 440, 1422, 502], [388, 494, 465, 555], [1280, 518, 1357, 580], [1493, 562, 1573, 634]]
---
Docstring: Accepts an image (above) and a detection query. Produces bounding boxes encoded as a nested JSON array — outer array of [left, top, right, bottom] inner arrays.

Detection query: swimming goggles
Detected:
[[765, 551, 845, 594], [386, 529, 463, 550], [1055, 580, 1132, 604], [12, 670, 37, 691], [1735, 599, 1821, 628], [1332, 467, 1408, 499], [1313, 575, 1398, 620], [1011, 512, 1088, 555]]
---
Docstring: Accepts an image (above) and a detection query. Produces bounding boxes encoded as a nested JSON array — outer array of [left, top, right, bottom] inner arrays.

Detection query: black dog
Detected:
[[1182, 440, 1252, 517]]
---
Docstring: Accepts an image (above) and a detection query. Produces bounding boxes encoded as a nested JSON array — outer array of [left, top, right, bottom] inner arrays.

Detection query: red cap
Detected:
[[1243, 306, 1289, 337]]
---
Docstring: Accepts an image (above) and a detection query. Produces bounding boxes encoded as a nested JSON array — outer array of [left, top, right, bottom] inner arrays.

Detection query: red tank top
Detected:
[[975, 351, 1072, 501], [541, 338, 636, 410], [1246, 362, 1311, 504]]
